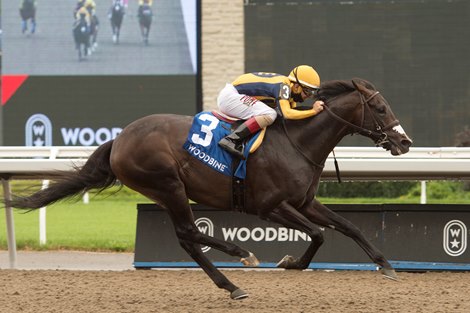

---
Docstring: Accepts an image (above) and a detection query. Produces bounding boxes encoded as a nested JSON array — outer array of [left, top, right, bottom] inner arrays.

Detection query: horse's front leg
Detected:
[[301, 199, 397, 280], [262, 201, 324, 270]]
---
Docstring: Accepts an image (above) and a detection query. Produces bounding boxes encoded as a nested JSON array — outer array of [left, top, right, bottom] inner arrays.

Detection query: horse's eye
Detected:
[[377, 106, 386, 115]]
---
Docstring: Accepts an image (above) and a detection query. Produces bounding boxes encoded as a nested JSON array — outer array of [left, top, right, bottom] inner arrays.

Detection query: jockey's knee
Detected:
[[254, 113, 275, 129]]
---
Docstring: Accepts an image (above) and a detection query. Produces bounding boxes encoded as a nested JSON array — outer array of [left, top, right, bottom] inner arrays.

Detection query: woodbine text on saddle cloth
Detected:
[[183, 112, 261, 179]]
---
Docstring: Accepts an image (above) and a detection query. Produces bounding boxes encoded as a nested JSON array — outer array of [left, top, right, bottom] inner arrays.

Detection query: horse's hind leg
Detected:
[[168, 208, 249, 299], [141, 178, 249, 299], [177, 237, 248, 299], [263, 202, 324, 270], [301, 199, 397, 280], [173, 226, 259, 266]]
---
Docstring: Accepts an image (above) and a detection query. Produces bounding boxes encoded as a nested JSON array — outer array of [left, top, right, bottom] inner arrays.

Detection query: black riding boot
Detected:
[[218, 123, 253, 160]]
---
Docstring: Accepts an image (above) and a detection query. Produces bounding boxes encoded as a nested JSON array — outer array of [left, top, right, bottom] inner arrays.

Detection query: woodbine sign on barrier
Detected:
[[134, 203, 470, 271], [1, 146, 470, 269]]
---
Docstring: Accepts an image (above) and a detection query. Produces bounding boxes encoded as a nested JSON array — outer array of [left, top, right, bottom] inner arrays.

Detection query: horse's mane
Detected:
[[318, 78, 376, 100]]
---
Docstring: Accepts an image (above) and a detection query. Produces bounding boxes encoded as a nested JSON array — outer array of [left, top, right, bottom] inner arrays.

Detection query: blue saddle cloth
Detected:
[[183, 112, 261, 179]]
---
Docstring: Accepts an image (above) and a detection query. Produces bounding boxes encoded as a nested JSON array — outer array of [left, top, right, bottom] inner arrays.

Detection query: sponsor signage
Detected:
[[134, 204, 470, 268], [443, 220, 467, 257], [25, 113, 121, 146], [1, 76, 199, 146], [25, 114, 53, 147]]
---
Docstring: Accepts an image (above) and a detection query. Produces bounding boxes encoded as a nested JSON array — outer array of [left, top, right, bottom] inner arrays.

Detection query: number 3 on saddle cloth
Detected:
[[183, 111, 266, 179]]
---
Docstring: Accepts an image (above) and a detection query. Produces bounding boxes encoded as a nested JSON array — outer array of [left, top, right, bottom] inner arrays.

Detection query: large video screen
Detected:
[[245, 0, 470, 147], [1, 0, 201, 146]]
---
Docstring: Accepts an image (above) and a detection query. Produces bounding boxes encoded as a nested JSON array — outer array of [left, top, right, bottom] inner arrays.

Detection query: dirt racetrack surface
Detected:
[[1, 269, 469, 313]]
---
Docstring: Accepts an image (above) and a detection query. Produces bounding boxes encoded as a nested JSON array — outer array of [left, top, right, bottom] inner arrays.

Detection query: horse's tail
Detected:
[[7, 140, 117, 210]]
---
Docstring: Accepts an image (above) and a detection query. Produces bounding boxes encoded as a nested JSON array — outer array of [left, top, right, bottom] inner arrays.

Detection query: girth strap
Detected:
[[231, 159, 245, 212]]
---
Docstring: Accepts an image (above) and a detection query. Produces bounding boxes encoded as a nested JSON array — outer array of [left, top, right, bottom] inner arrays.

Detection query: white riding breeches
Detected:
[[217, 84, 277, 121]]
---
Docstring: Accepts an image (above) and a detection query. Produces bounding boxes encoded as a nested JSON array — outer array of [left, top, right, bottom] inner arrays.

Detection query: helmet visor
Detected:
[[301, 86, 318, 97]]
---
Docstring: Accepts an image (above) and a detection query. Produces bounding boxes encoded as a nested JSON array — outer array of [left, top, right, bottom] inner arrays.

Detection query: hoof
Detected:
[[276, 255, 295, 268], [231, 288, 248, 300], [241, 252, 260, 267], [381, 268, 398, 281]]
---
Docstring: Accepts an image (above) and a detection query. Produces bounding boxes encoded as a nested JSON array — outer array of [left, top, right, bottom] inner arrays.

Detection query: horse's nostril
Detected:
[[402, 139, 412, 147]]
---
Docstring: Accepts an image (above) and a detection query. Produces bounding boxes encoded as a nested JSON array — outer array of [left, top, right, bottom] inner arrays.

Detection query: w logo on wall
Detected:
[[195, 217, 214, 253], [443, 220, 467, 257], [25, 114, 53, 146]]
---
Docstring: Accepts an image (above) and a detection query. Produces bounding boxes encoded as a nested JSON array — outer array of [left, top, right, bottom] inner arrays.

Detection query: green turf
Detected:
[[0, 198, 141, 252], [0, 185, 148, 252]]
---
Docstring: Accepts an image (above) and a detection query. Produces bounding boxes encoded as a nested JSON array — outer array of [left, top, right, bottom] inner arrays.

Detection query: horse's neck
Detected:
[[283, 104, 356, 166]]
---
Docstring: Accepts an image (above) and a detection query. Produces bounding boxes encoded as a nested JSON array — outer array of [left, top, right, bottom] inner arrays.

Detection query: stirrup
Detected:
[[219, 138, 246, 160]]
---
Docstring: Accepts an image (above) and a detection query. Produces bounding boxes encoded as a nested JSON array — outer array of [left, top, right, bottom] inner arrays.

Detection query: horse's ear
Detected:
[[352, 79, 367, 93], [352, 78, 376, 91]]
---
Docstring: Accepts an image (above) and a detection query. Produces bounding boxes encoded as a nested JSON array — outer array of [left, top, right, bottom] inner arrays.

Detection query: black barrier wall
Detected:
[[134, 204, 470, 269]]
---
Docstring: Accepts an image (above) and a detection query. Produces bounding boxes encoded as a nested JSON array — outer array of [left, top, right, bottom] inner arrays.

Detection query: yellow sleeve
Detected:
[[279, 99, 319, 120]]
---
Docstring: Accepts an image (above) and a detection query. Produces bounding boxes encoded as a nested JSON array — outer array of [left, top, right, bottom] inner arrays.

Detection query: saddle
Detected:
[[211, 110, 266, 154]]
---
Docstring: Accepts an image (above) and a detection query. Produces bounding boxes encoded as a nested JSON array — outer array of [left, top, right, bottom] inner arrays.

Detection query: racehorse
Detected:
[[5, 79, 412, 300], [109, 0, 125, 44], [73, 16, 91, 61], [138, 2, 153, 45], [89, 14, 99, 51], [20, 0, 36, 34]]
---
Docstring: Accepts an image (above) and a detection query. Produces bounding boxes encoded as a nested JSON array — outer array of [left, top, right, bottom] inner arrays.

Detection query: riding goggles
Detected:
[[302, 86, 319, 97]]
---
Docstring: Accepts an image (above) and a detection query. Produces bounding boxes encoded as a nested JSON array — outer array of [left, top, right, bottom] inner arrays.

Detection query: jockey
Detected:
[[217, 65, 325, 159], [138, 0, 153, 13], [75, 0, 96, 17], [75, 6, 91, 26], [84, 0, 97, 16], [74, 0, 85, 16]]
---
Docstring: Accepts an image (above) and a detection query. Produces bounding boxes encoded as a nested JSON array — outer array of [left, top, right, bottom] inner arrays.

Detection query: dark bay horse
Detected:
[[6, 79, 412, 300], [89, 14, 99, 52], [109, 0, 125, 44], [73, 17, 91, 61], [138, 2, 153, 45]]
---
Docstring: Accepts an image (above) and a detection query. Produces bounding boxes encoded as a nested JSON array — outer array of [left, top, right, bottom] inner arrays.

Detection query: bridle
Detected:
[[280, 86, 400, 173], [322, 90, 400, 148]]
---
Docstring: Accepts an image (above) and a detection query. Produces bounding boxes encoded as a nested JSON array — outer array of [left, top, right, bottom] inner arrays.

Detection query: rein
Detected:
[[281, 118, 324, 169]]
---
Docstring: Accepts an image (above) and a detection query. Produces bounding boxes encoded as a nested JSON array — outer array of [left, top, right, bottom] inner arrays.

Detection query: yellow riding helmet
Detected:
[[77, 6, 88, 15], [288, 65, 320, 89], [85, 0, 96, 8]]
